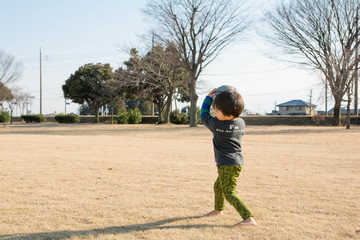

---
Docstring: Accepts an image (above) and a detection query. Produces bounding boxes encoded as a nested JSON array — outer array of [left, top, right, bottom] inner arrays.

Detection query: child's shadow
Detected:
[[0, 215, 230, 240]]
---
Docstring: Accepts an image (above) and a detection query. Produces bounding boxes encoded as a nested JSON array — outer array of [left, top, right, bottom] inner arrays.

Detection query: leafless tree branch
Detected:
[[144, 0, 251, 126], [0, 50, 23, 86], [261, 0, 360, 125]]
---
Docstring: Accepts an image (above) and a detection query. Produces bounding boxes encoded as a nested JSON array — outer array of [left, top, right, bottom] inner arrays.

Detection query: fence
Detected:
[[10, 115, 360, 125]]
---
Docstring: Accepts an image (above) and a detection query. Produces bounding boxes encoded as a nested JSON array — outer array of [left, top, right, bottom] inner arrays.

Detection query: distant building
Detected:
[[326, 108, 360, 115], [277, 100, 317, 115], [267, 110, 280, 115]]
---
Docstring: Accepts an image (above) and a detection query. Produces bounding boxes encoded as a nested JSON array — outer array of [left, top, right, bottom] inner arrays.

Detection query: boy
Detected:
[[200, 88, 257, 227]]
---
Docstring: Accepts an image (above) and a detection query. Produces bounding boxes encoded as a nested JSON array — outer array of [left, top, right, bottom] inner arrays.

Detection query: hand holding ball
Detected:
[[215, 85, 236, 96]]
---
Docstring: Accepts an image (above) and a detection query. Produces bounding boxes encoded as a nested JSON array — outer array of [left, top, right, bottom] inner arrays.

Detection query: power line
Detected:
[[245, 88, 319, 97], [48, 51, 122, 61], [203, 67, 289, 76], [19, 50, 125, 64]]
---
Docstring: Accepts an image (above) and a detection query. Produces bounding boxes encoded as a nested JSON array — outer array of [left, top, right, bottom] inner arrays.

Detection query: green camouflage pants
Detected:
[[214, 165, 253, 220]]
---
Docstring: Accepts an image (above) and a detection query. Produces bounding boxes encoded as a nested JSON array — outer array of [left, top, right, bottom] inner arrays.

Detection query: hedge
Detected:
[[54, 114, 80, 123], [21, 114, 46, 123]]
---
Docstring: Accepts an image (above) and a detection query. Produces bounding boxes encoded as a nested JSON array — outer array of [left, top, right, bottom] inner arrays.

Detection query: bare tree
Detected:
[[116, 43, 189, 123], [142, 43, 189, 123], [262, 0, 360, 126], [0, 50, 23, 86], [0, 83, 14, 127], [0, 83, 13, 102], [19, 92, 34, 115], [6, 86, 27, 124], [144, 0, 250, 127]]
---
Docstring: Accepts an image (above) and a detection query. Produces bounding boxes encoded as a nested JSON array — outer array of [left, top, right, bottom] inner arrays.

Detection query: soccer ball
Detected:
[[215, 85, 236, 96]]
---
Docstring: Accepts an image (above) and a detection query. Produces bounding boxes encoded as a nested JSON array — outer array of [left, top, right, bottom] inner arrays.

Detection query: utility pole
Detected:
[[40, 48, 43, 115], [274, 101, 277, 113], [64, 98, 70, 115]]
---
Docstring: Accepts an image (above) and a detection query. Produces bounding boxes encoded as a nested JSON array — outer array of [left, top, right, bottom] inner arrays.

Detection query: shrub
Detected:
[[0, 108, 11, 123], [128, 108, 142, 124], [55, 114, 80, 123], [21, 114, 46, 123], [117, 109, 128, 124], [170, 109, 189, 124], [311, 114, 325, 126], [340, 116, 347, 126], [181, 106, 201, 124], [117, 108, 142, 124]]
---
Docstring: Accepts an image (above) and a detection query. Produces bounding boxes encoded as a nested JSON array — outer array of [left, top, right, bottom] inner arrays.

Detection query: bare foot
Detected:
[[234, 217, 257, 226], [205, 210, 223, 217]]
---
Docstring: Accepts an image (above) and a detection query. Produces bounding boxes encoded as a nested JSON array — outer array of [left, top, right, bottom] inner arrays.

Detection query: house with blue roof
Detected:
[[277, 100, 317, 115]]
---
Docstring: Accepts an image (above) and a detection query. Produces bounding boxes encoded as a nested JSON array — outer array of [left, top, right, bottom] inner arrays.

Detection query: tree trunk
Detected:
[[332, 96, 342, 126], [164, 93, 173, 124], [157, 105, 163, 124], [111, 105, 114, 124], [355, 11, 359, 116], [346, 95, 351, 129], [95, 103, 100, 123], [189, 79, 198, 127], [10, 109, 13, 124], [346, 86, 351, 129]]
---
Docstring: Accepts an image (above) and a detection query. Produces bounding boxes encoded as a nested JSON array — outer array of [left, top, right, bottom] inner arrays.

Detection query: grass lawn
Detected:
[[0, 124, 359, 239]]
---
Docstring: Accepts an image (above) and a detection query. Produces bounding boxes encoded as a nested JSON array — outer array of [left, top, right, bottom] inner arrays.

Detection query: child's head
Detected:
[[213, 90, 244, 118]]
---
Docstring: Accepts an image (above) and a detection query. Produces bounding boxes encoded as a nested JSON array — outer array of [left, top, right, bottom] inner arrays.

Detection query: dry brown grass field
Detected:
[[0, 123, 359, 240]]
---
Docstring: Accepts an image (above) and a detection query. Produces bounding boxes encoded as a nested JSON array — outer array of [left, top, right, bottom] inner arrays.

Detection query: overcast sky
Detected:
[[1, 0, 331, 115]]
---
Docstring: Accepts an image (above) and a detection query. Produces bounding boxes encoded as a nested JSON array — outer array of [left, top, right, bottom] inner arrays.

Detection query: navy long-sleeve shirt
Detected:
[[201, 96, 245, 166]]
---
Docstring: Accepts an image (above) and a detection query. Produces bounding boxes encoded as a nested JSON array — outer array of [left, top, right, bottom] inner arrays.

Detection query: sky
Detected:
[[1, 0, 335, 116]]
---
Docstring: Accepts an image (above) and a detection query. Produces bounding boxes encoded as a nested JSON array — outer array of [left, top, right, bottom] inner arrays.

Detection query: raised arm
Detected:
[[201, 88, 216, 130]]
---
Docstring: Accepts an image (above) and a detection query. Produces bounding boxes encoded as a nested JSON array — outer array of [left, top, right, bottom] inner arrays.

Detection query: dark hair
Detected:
[[213, 90, 244, 117]]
